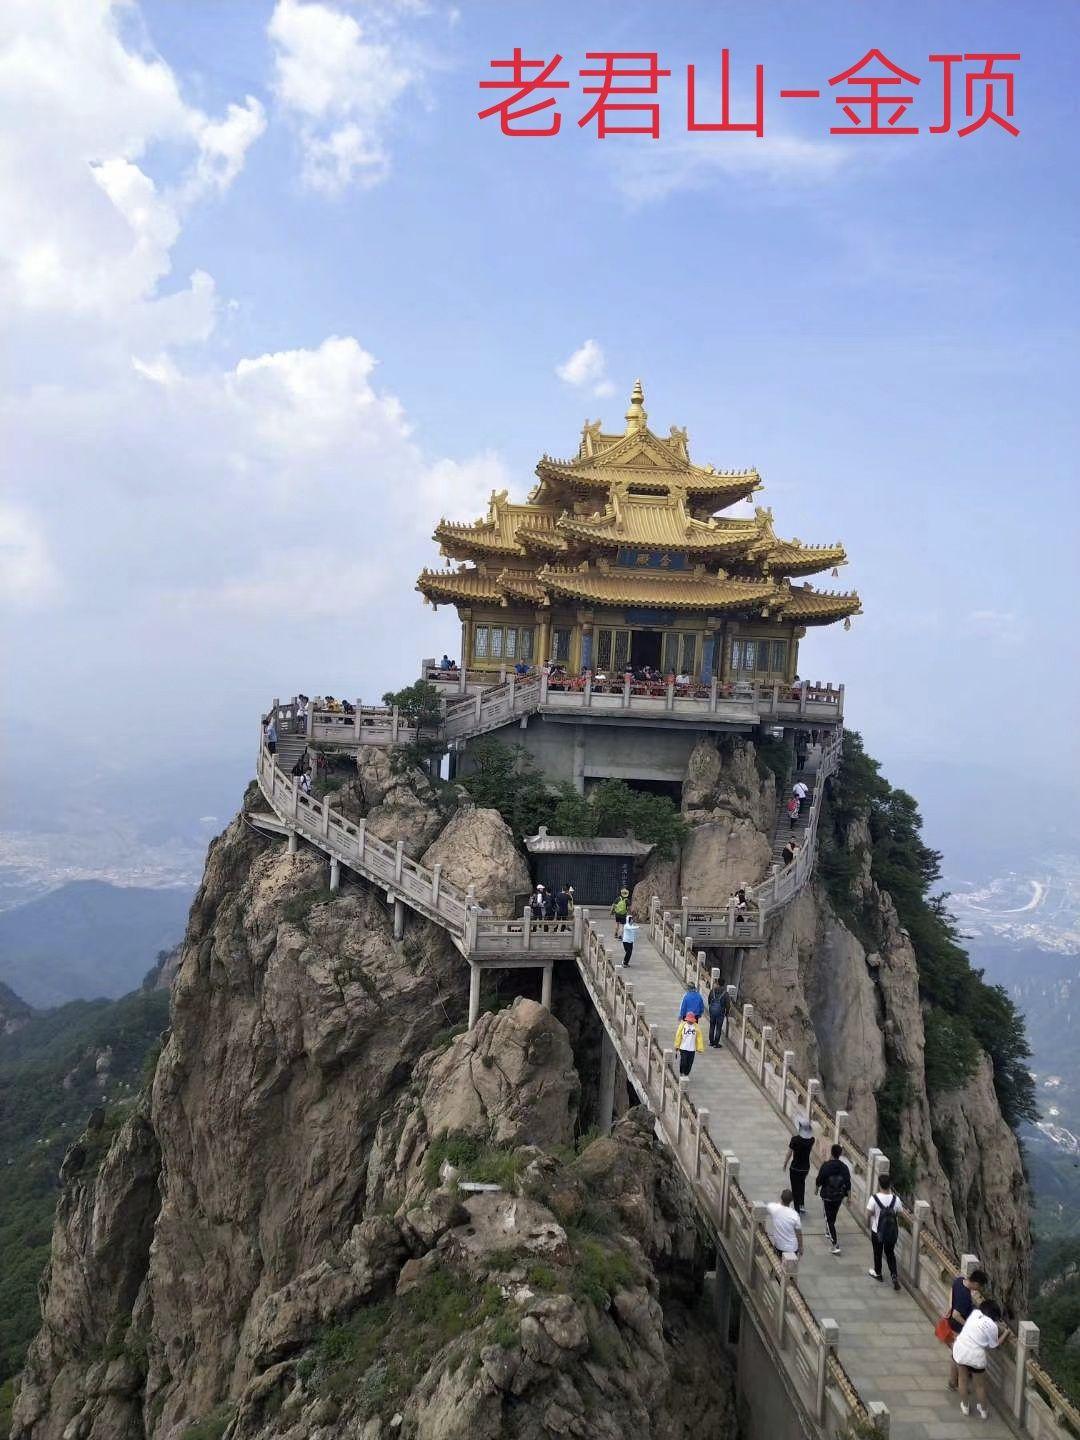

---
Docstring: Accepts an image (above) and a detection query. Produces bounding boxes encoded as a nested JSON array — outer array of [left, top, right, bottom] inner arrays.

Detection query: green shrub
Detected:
[[824, 732, 1036, 1131], [422, 1133, 523, 1190], [281, 888, 336, 932], [573, 1239, 639, 1307], [382, 681, 442, 728], [183, 1406, 234, 1440]]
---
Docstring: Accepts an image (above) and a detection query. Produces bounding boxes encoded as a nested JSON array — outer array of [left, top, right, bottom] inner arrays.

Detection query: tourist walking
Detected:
[[611, 888, 630, 938], [786, 795, 800, 829], [815, 1143, 852, 1254], [679, 983, 705, 1020], [765, 1189, 804, 1261], [945, 1268, 989, 1390], [953, 1299, 1004, 1419], [674, 1012, 704, 1075], [783, 1116, 815, 1212], [792, 778, 809, 805], [707, 981, 728, 1047], [554, 884, 571, 928], [266, 719, 278, 756], [781, 839, 797, 868], [866, 1174, 903, 1290], [621, 914, 637, 966]]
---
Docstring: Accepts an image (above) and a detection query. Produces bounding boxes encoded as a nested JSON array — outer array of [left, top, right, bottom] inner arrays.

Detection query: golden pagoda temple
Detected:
[[417, 383, 860, 684]]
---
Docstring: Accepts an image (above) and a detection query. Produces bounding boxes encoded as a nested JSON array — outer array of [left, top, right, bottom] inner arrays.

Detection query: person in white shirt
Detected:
[[792, 779, 809, 803], [765, 1189, 803, 1260], [952, 1299, 1004, 1420], [865, 1173, 904, 1291]]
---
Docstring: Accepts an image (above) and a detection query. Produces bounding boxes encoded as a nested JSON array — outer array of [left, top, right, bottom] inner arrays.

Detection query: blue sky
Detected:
[[1, 0, 1077, 863]]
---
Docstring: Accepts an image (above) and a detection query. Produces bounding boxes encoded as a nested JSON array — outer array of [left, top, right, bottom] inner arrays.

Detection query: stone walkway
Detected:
[[591, 915, 1012, 1440]]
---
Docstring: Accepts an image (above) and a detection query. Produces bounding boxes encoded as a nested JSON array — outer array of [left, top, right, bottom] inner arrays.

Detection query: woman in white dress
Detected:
[[952, 1298, 1004, 1420]]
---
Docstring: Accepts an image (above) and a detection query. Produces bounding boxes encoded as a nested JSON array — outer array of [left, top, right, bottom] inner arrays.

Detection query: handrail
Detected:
[[574, 913, 876, 1439], [256, 732, 580, 961], [648, 889, 1078, 1439]]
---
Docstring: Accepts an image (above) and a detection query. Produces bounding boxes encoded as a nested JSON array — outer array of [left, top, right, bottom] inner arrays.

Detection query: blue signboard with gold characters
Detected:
[[616, 547, 690, 570]]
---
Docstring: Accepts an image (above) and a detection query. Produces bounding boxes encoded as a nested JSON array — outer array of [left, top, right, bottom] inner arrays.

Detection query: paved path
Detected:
[[593, 915, 1012, 1440]]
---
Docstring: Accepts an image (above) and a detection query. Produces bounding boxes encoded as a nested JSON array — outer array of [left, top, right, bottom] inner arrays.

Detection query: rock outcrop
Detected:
[[13, 770, 734, 1440], [421, 805, 530, 918]]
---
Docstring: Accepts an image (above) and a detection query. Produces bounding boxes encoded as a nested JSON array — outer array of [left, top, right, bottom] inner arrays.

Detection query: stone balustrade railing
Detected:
[[649, 907, 1080, 1440], [257, 734, 579, 962], [575, 914, 881, 1439]]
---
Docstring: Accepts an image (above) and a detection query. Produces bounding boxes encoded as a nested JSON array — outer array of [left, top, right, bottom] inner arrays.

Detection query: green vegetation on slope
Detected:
[[1029, 1237, 1080, 1407], [460, 739, 687, 858], [0, 987, 169, 1389], [819, 731, 1036, 1140]]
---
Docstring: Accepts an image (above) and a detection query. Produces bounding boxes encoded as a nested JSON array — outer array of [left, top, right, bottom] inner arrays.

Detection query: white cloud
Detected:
[[0, 504, 60, 609], [556, 339, 615, 398], [268, 0, 413, 194], [609, 133, 851, 207], [0, 0, 263, 335]]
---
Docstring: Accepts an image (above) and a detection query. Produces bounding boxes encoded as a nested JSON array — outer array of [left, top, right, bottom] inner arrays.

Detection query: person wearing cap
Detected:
[[782, 1116, 815, 1213], [530, 884, 546, 921], [611, 887, 630, 938]]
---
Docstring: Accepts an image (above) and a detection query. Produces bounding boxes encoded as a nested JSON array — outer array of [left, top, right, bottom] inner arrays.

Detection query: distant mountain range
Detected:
[[0, 881, 193, 1009]]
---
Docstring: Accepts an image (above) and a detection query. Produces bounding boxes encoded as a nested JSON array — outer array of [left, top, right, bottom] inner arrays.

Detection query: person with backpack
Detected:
[[707, 981, 728, 1047], [782, 1116, 815, 1213], [815, 1143, 852, 1255], [674, 1011, 704, 1076], [945, 1268, 989, 1391], [620, 913, 638, 967], [553, 884, 571, 929], [786, 795, 800, 829], [952, 1298, 1004, 1420], [611, 888, 630, 938], [679, 983, 705, 1020], [530, 885, 546, 921], [543, 889, 558, 922], [866, 1173, 903, 1290]]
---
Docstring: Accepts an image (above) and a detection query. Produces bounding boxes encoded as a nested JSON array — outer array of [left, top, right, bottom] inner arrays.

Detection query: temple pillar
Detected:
[[700, 629, 716, 683], [460, 609, 473, 677], [580, 618, 594, 673], [537, 610, 552, 665]]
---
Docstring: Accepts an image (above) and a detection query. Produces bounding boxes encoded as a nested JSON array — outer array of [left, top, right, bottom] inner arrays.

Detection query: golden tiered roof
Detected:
[[418, 383, 860, 627]]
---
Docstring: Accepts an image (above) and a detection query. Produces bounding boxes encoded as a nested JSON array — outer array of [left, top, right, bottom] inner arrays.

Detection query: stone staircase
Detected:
[[770, 766, 817, 865]]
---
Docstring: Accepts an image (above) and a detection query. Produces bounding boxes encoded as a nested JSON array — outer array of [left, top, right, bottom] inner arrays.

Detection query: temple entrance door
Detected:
[[629, 630, 662, 671]]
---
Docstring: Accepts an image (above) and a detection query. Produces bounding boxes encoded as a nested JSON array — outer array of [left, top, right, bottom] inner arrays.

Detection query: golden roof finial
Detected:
[[624, 379, 647, 435]]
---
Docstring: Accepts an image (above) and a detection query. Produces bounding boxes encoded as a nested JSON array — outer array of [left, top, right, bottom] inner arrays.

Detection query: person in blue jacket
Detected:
[[679, 985, 705, 1020]]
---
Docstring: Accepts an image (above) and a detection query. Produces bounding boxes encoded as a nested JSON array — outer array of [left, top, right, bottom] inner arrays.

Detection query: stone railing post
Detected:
[[306, 701, 314, 739], [634, 1001, 646, 1061], [522, 906, 532, 950], [759, 1026, 773, 1086], [665, 678, 674, 711], [777, 1252, 795, 1345], [622, 672, 631, 707], [741, 1002, 755, 1058], [583, 672, 592, 707], [719, 1152, 738, 1233], [540, 667, 550, 703], [780, 1051, 794, 1114], [694, 1107, 708, 1178], [572, 904, 583, 949], [709, 674, 718, 712], [910, 1199, 930, 1286], [1013, 1320, 1040, 1422], [960, 1251, 981, 1278], [748, 1203, 767, 1284], [806, 1077, 821, 1119], [321, 797, 331, 836], [867, 1400, 890, 1435], [394, 840, 404, 882], [866, 1147, 885, 1198], [660, 1050, 673, 1112], [430, 862, 442, 905], [834, 1108, 849, 1145], [356, 818, 366, 857], [675, 1076, 689, 1143], [646, 1024, 658, 1086], [816, 1319, 839, 1421]]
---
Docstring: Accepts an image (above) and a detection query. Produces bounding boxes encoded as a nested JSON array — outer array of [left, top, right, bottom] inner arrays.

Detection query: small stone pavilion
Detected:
[[417, 382, 860, 685]]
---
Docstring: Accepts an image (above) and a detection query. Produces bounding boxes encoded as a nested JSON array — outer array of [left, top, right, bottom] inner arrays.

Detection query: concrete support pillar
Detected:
[[572, 724, 586, 795], [329, 857, 340, 893], [287, 830, 298, 856], [598, 1031, 618, 1135], [393, 897, 405, 941], [541, 963, 553, 1011], [468, 962, 482, 1030]]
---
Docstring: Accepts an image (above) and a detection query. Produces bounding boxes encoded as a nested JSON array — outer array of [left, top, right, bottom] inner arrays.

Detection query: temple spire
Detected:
[[624, 379, 647, 435]]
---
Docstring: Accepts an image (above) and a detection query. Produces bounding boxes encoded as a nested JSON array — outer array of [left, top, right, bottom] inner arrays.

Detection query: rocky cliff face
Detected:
[[632, 735, 1029, 1311], [12, 764, 734, 1440]]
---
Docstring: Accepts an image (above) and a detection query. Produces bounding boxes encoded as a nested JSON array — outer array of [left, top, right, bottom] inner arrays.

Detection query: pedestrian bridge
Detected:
[[252, 704, 1079, 1440]]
